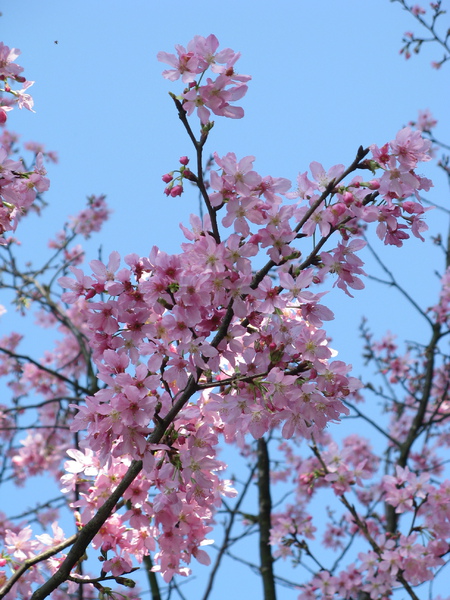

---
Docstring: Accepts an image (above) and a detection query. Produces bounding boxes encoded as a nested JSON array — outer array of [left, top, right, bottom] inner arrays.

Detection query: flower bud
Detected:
[[343, 192, 354, 205], [367, 179, 380, 190], [170, 184, 183, 197]]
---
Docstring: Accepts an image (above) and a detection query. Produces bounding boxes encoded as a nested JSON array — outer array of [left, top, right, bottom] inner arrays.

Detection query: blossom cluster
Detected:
[[0, 42, 35, 123], [0, 33, 447, 600], [54, 114, 433, 580], [398, 1, 449, 68], [158, 34, 250, 124], [266, 308, 450, 599], [0, 148, 50, 243], [162, 156, 193, 198], [0, 45, 50, 243], [270, 434, 450, 599], [67, 194, 111, 238]]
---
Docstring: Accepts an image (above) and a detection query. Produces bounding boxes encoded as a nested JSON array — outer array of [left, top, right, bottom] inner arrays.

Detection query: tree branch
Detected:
[[257, 437, 277, 600]]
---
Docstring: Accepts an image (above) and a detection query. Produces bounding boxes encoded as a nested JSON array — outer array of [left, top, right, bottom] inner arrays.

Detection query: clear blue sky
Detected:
[[1, 1, 449, 598]]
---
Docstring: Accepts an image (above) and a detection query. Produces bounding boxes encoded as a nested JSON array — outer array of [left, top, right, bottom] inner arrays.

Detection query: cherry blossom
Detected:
[[1, 27, 449, 600]]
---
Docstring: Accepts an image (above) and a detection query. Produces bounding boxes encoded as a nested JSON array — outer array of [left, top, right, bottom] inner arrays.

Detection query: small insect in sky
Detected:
[[54, 40, 58, 45]]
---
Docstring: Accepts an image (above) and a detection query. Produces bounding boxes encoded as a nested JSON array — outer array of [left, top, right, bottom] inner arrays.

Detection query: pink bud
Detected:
[[162, 173, 173, 183], [93, 283, 105, 294], [343, 192, 354, 205], [179, 156, 189, 165], [402, 200, 418, 214], [0, 110, 7, 125], [332, 202, 347, 217], [367, 179, 380, 190], [170, 184, 183, 197], [248, 233, 262, 244], [299, 473, 314, 486]]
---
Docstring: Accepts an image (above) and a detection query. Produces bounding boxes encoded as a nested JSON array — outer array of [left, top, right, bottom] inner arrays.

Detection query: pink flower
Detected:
[[0, 42, 24, 79], [390, 126, 432, 170], [214, 152, 261, 195], [103, 552, 133, 577], [411, 4, 426, 15], [416, 108, 437, 131], [191, 34, 237, 72], [58, 267, 94, 303], [286, 171, 317, 200], [170, 184, 183, 197], [157, 46, 202, 83], [310, 161, 345, 191], [16, 80, 35, 111], [182, 87, 211, 124], [5, 526, 38, 560]]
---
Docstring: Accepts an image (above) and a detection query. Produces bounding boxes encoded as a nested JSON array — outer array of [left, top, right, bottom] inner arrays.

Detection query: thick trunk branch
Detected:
[[257, 438, 277, 600]]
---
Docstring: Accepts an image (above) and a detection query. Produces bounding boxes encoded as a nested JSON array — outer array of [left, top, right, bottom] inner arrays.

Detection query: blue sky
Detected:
[[1, 1, 450, 598]]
